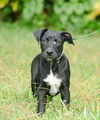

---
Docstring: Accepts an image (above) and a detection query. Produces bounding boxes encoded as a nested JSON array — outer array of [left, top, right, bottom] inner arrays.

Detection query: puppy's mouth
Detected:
[[46, 57, 53, 61], [45, 56, 54, 61]]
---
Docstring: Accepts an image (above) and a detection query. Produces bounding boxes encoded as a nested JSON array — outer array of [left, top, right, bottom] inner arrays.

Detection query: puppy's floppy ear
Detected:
[[33, 28, 48, 42], [61, 32, 74, 45]]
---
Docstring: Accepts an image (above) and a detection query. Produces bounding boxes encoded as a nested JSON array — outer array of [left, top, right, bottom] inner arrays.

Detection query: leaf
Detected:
[[10, 1, 19, 12], [64, 3, 74, 15], [35, 0, 44, 14], [22, 0, 36, 21], [74, 3, 85, 15], [0, 0, 9, 8], [87, 1, 100, 19]]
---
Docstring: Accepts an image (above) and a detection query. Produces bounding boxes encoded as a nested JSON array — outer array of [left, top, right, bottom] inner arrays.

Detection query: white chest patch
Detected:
[[43, 70, 62, 96]]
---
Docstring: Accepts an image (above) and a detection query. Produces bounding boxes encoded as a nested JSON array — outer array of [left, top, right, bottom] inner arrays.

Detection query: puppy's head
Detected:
[[33, 29, 74, 61]]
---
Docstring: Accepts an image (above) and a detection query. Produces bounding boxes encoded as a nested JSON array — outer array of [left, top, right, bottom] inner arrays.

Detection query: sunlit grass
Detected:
[[0, 23, 100, 120]]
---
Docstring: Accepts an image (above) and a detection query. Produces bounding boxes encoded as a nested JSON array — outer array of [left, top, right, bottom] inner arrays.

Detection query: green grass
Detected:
[[0, 23, 100, 120]]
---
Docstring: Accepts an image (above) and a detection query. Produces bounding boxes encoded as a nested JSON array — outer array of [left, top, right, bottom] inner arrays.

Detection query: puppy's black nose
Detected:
[[47, 51, 53, 56]]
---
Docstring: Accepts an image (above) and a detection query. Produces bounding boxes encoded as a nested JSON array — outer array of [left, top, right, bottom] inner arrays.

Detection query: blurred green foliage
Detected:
[[0, 0, 100, 32]]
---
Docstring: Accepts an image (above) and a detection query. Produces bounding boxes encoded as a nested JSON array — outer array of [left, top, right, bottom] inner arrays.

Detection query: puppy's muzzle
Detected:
[[46, 48, 53, 56], [43, 48, 57, 61]]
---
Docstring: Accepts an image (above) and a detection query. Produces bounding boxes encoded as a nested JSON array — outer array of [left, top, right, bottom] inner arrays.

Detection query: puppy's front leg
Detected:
[[60, 86, 70, 105], [37, 89, 47, 115]]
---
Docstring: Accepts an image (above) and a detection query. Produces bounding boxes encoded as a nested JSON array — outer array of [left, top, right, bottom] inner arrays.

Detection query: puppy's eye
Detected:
[[54, 39, 57, 44], [46, 38, 49, 41], [54, 41, 56, 44], [58, 41, 61, 44], [42, 39, 45, 42], [54, 39, 57, 42]]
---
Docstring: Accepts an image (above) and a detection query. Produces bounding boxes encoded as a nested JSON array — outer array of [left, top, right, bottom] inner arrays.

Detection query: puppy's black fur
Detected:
[[31, 29, 74, 114]]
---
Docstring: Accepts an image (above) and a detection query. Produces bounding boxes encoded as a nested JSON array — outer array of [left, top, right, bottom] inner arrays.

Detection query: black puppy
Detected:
[[31, 29, 74, 114]]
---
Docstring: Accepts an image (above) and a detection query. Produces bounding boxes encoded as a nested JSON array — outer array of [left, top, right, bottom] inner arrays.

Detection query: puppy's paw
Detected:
[[37, 112, 44, 117]]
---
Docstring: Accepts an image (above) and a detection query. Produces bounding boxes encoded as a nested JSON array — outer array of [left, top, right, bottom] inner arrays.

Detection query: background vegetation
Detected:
[[0, 0, 100, 32], [0, 0, 100, 120]]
